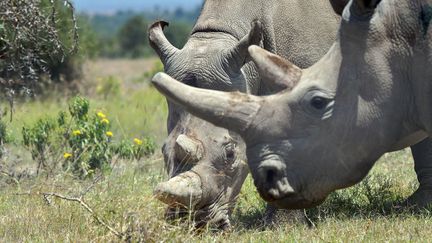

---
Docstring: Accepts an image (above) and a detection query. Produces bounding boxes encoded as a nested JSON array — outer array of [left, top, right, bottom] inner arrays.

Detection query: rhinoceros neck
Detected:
[[192, 0, 340, 65], [192, 0, 265, 41], [412, 31, 432, 133], [399, 1, 432, 135]]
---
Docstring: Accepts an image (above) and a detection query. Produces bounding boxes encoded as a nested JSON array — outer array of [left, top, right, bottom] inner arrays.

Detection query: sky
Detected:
[[72, 0, 203, 13]]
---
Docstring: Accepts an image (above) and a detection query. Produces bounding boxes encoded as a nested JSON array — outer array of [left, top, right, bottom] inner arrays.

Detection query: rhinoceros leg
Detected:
[[408, 138, 432, 208], [263, 205, 311, 227]]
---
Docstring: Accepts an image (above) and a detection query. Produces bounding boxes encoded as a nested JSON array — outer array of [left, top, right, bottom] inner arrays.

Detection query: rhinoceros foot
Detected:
[[263, 205, 313, 228], [404, 188, 432, 209]]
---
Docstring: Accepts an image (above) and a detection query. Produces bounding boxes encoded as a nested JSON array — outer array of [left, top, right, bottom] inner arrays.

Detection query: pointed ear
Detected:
[[329, 0, 350, 15], [248, 45, 302, 93], [148, 21, 179, 65], [352, 0, 382, 16], [224, 20, 263, 73]]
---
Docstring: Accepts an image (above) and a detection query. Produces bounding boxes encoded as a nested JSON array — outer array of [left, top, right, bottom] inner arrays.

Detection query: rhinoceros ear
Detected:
[[224, 20, 263, 74], [329, 0, 350, 15], [148, 21, 179, 65], [352, 0, 381, 16], [248, 45, 302, 93]]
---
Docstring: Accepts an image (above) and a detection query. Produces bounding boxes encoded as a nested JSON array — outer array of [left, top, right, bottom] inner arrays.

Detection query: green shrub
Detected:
[[22, 118, 57, 174], [21, 96, 155, 177], [0, 0, 100, 97], [0, 115, 12, 159]]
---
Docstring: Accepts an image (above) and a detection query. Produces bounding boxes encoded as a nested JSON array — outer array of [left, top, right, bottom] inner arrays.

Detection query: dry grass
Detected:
[[1, 151, 432, 242]]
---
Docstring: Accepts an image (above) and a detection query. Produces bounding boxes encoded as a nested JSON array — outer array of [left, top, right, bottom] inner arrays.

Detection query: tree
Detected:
[[164, 21, 191, 49], [117, 15, 148, 58], [0, 0, 95, 98]]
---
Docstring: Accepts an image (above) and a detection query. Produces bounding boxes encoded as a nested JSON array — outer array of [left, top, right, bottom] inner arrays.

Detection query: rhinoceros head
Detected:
[[149, 21, 262, 227], [152, 0, 432, 209]]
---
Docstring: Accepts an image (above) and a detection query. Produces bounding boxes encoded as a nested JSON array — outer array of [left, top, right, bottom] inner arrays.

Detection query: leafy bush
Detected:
[[0, 0, 100, 97], [0, 113, 12, 159], [0, 0, 77, 94], [22, 96, 155, 177]]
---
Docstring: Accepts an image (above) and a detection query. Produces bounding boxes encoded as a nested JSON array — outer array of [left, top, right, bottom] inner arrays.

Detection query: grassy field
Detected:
[[1, 59, 432, 242]]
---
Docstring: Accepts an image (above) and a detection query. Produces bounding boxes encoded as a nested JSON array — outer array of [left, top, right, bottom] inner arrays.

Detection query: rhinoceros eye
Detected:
[[310, 96, 329, 110], [303, 90, 334, 118]]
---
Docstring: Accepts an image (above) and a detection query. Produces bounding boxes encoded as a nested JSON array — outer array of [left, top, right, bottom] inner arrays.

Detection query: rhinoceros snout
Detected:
[[154, 171, 203, 208], [255, 160, 295, 201]]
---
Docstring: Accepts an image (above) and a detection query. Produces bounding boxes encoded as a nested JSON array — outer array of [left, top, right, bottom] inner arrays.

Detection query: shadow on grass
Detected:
[[233, 173, 432, 231], [306, 174, 432, 223]]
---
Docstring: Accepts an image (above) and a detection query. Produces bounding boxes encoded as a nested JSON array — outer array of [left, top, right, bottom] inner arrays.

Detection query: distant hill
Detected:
[[73, 0, 203, 13]]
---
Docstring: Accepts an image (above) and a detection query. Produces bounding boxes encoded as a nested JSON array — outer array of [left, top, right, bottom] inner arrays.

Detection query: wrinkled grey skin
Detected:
[[151, 0, 432, 210], [149, 0, 341, 228]]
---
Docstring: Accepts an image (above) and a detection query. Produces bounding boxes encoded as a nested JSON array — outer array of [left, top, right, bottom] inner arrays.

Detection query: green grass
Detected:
[[1, 69, 432, 241], [7, 85, 168, 144]]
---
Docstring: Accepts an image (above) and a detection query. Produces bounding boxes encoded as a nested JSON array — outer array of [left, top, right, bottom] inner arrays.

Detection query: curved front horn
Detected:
[[152, 72, 262, 135], [224, 20, 263, 73], [148, 21, 179, 65]]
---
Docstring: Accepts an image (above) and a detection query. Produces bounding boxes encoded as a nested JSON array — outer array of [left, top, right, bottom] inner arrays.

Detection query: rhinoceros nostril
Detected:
[[266, 168, 276, 184]]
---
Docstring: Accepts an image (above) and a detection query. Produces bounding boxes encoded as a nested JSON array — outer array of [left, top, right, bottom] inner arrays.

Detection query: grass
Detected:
[[1, 154, 431, 242], [1, 59, 432, 242]]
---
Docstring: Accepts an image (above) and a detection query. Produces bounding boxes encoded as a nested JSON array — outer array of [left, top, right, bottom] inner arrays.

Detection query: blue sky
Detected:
[[72, 0, 203, 13]]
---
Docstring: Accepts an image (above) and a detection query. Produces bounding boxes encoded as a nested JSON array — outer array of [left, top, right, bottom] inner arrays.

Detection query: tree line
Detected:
[[84, 8, 198, 58]]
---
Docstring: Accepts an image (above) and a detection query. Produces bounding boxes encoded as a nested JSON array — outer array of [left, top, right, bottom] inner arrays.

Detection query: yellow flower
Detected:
[[72, 130, 82, 136], [133, 138, 143, 145], [101, 118, 110, 124], [106, 131, 113, 137], [97, 112, 106, 119], [63, 153, 73, 159]]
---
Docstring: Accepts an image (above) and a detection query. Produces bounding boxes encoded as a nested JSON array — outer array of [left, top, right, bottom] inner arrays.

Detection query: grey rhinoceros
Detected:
[[152, 0, 432, 210], [149, 0, 343, 228]]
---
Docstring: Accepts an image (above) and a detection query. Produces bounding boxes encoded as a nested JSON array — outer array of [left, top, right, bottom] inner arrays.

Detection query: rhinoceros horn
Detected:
[[224, 20, 263, 74], [148, 21, 178, 65], [248, 45, 302, 93], [152, 72, 262, 134], [175, 134, 203, 163], [154, 171, 203, 207]]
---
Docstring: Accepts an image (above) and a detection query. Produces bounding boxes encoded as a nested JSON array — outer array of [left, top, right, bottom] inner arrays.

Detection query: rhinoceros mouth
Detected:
[[162, 188, 233, 229]]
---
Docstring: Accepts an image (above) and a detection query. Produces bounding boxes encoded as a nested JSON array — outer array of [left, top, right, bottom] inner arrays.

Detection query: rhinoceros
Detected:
[[152, 0, 432, 210], [149, 0, 342, 227]]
